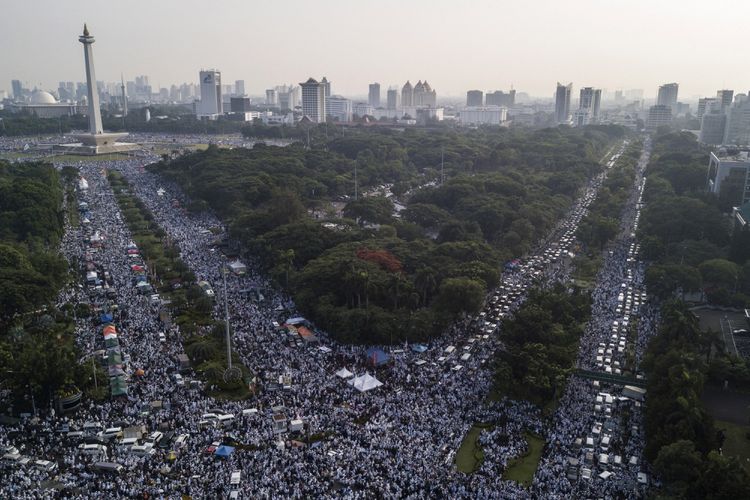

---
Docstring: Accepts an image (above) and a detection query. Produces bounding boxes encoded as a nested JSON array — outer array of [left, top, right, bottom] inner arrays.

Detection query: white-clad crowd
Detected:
[[0, 136, 657, 499]]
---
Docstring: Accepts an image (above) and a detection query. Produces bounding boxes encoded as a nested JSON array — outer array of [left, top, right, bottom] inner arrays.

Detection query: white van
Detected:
[[130, 443, 156, 457], [174, 434, 189, 449], [79, 443, 108, 456], [98, 427, 123, 440], [34, 460, 57, 472], [217, 414, 235, 428], [147, 431, 164, 444], [119, 437, 138, 450]]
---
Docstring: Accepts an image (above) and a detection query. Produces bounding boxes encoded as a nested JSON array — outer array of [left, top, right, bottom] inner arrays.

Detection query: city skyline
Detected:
[[2, 0, 750, 99]]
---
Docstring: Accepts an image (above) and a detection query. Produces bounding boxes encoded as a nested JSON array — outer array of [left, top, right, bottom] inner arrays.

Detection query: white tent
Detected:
[[598, 471, 613, 480], [347, 373, 383, 392], [335, 368, 354, 379]]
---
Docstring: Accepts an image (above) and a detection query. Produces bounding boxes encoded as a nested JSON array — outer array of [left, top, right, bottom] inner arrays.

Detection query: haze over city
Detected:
[[3, 0, 749, 98]]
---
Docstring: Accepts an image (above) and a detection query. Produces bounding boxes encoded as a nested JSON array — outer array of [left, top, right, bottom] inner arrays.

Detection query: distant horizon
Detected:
[[2, 0, 749, 100]]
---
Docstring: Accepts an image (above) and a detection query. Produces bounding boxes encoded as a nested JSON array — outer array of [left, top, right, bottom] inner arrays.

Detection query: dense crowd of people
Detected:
[[0, 136, 658, 498]]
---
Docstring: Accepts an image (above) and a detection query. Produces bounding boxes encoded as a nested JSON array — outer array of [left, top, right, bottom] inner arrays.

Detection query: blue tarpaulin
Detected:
[[215, 445, 235, 457], [285, 317, 306, 326], [410, 344, 428, 353], [365, 347, 390, 366], [100, 313, 113, 323]]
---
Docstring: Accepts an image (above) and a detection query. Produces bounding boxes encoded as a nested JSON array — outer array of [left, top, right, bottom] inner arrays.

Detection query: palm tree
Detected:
[[414, 267, 437, 306]]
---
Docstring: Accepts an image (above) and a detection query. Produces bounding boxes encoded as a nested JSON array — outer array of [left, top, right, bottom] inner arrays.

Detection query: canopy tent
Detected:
[[285, 317, 307, 326], [215, 445, 235, 457], [104, 337, 119, 348], [297, 326, 318, 343], [229, 261, 247, 275], [103, 325, 116, 335], [348, 373, 383, 392], [100, 313, 113, 324], [599, 471, 613, 480], [410, 344, 428, 353], [335, 368, 354, 379], [365, 348, 390, 367]]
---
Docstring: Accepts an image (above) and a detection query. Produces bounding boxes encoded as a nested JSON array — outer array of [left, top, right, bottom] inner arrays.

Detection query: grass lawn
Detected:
[[503, 433, 545, 487], [716, 419, 750, 474], [455, 425, 487, 473]]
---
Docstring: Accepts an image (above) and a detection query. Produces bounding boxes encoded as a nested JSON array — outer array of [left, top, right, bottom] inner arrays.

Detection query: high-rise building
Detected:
[[277, 85, 300, 110], [11, 80, 23, 100], [717, 89, 734, 112], [321, 77, 331, 98], [723, 97, 750, 145], [555, 82, 572, 124], [579, 87, 601, 123], [198, 69, 222, 118], [235, 80, 245, 96], [466, 90, 483, 107], [486, 90, 515, 107], [326, 95, 352, 122], [413, 80, 437, 107], [266, 89, 278, 107], [656, 83, 679, 108], [402, 81, 414, 107], [698, 98, 719, 120], [300, 77, 326, 123], [368, 83, 381, 108], [647, 105, 673, 130], [707, 151, 750, 206], [386, 87, 399, 110]]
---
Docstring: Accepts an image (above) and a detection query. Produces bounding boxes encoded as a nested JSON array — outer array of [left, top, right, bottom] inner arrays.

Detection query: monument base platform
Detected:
[[53, 142, 138, 156], [54, 132, 139, 156]]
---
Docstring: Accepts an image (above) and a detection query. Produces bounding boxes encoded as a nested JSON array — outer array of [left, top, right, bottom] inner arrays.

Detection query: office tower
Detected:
[[578, 87, 601, 123], [717, 89, 734, 112], [387, 87, 399, 110], [11, 80, 23, 100], [555, 83, 572, 124], [321, 77, 331, 98], [230, 97, 252, 113], [198, 69, 222, 117], [325, 95, 352, 122], [300, 77, 326, 123], [235, 80, 245, 96], [647, 105, 673, 130], [656, 83, 679, 108], [723, 97, 750, 145], [266, 89, 278, 107], [486, 90, 515, 107], [466, 90, 483, 107], [412, 80, 436, 107], [614, 90, 624, 103], [402, 81, 414, 107], [369, 83, 381, 108], [698, 98, 718, 120]]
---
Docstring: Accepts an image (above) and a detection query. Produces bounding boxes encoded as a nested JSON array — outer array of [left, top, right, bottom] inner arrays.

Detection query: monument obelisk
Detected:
[[56, 24, 137, 155], [79, 24, 104, 135]]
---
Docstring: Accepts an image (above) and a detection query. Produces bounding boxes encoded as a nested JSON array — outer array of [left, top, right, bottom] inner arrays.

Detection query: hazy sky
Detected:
[[3, 0, 748, 100]]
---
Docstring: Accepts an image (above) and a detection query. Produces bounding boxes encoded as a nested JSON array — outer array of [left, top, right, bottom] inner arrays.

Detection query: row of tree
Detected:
[[643, 300, 750, 498], [150, 125, 627, 344], [640, 131, 750, 308], [0, 162, 104, 410], [0, 161, 68, 318]]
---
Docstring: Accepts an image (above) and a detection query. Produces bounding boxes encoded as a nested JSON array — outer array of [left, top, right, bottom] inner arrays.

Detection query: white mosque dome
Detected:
[[30, 90, 58, 105]]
